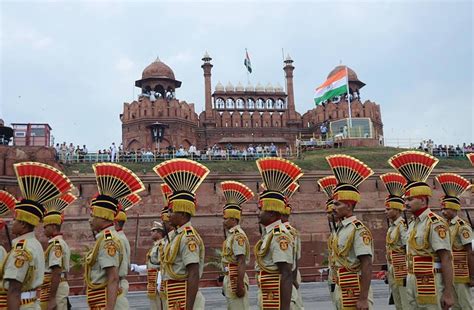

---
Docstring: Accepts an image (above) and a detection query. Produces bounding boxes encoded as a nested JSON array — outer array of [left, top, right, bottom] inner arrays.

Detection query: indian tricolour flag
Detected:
[[314, 68, 348, 105]]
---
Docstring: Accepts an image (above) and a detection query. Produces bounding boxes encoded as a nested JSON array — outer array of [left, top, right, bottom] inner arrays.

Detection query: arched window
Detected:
[[215, 98, 225, 109], [266, 98, 274, 109], [236, 98, 245, 109], [256, 98, 265, 109], [226, 98, 235, 109], [247, 98, 255, 109]]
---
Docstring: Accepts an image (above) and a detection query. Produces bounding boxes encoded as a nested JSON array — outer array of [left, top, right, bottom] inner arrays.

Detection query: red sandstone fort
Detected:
[[121, 54, 384, 151]]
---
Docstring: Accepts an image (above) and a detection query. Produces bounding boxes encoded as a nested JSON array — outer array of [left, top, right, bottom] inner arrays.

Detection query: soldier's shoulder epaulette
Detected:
[[457, 218, 466, 226], [15, 239, 27, 250], [272, 226, 281, 235], [351, 219, 364, 229], [184, 226, 195, 236], [104, 229, 114, 240], [53, 239, 61, 246], [427, 212, 440, 223]]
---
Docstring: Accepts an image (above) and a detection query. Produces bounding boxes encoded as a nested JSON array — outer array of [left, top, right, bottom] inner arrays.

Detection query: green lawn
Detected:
[[63, 147, 472, 175]]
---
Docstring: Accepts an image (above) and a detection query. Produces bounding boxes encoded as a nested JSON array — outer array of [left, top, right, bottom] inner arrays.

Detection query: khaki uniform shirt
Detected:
[[255, 220, 294, 272], [449, 215, 472, 250], [406, 208, 451, 266], [162, 221, 204, 281], [386, 216, 407, 257], [116, 230, 131, 278], [284, 222, 301, 271], [3, 231, 45, 291], [159, 230, 175, 280], [221, 225, 250, 265], [0, 245, 6, 290], [87, 226, 123, 284], [147, 240, 161, 270], [45, 235, 70, 273], [332, 216, 373, 270]]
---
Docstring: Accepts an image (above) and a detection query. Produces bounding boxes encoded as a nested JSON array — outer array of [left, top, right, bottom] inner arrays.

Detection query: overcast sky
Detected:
[[1, 0, 472, 151]]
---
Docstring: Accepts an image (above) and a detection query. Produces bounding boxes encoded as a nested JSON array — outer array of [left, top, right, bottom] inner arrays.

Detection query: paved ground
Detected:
[[70, 280, 395, 309]]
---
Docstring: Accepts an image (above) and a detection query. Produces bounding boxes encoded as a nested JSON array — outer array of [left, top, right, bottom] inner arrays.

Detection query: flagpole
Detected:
[[345, 66, 352, 138]]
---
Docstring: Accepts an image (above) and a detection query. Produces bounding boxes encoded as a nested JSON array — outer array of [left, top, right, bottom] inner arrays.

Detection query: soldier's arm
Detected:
[[185, 263, 199, 310], [6, 280, 21, 309], [292, 259, 299, 289], [437, 249, 454, 308], [276, 262, 292, 310], [47, 265, 62, 309], [465, 243, 474, 286], [105, 266, 120, 310], [358, 254, 372, 302], [235, 254, 246, 298]]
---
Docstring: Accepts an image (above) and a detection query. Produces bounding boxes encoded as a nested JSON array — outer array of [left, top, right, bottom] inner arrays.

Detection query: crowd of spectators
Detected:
[[418, 140, 473, 157], [55, 142, 291, 164]]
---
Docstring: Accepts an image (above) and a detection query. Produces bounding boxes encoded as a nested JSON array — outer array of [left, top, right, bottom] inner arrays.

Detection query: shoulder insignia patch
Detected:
[[434, 225, 447, 239], [187, 240, 197, 252], [104, 240, 118, 256], [54, 244, 63, 258], [13, 248, 29, 268], [462, 228, 471, 240], [360, 230, 372, 245], [277, 235, 290, 251], [235, 234, 246, 247]]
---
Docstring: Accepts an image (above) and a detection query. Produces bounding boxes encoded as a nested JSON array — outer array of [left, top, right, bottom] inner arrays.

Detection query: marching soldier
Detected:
[[437, 173, 473, 309], [2, 162, 72, 309], [157, 183, 175, 308], [39, 192, 77, 310], [220, 181, 254, 310], [0, 190, 17, 308], [85, 163, 144, 310], [380, 173, 409, 310], [281, 182, 304, 310], [131, 221, 166, 310], [317, 176, 339, 308], [389, 151, 454, 309], [153, 159, 209, 309], [114, 193, 142, 309], [326, 154, 375, 310], [254, 157, 303, 310]]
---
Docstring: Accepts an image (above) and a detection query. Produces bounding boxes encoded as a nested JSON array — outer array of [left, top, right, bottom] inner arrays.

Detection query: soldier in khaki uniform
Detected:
[[0, 190, 18, 308], [2, 162, 72, 309], [85, 163, 144, 310], [437, 173, 473, 309], [155, 183, 176, 308], [389, 151, 454, 310], [39, 193, 77, 310], [254, 157, 303, 310], [326, 154, 375, 310], [317, 176, 339, 309], [220, 181, 254, 310], [380, 173, 409, 310], [281, 182, 304, 310], [114, 193, 142, 309], [131, 221, 166, 310], [154, 159, 209, 310]]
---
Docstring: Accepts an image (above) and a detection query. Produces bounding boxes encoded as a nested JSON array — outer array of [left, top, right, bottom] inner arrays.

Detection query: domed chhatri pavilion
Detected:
[[120, 54, 383, 151]]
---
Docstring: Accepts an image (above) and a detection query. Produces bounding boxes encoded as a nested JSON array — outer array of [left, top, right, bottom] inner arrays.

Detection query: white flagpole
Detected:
[[345, 66, 352, 137]]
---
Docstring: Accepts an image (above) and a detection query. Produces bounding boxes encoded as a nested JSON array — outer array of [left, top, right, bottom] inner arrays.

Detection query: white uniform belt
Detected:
[[21, 291, 36, 299]]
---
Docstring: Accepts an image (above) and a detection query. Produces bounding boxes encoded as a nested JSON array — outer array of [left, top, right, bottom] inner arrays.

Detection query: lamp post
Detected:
[[148, 122, 168, 157]]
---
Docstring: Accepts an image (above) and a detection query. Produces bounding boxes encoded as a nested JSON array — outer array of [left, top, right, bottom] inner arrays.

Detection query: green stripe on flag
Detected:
[[314, 84, 347, 105]]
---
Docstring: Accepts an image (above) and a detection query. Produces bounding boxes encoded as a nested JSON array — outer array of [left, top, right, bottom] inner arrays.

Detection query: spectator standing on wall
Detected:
[[320, 122, 328, 140], [110, 142, 117, 162]]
